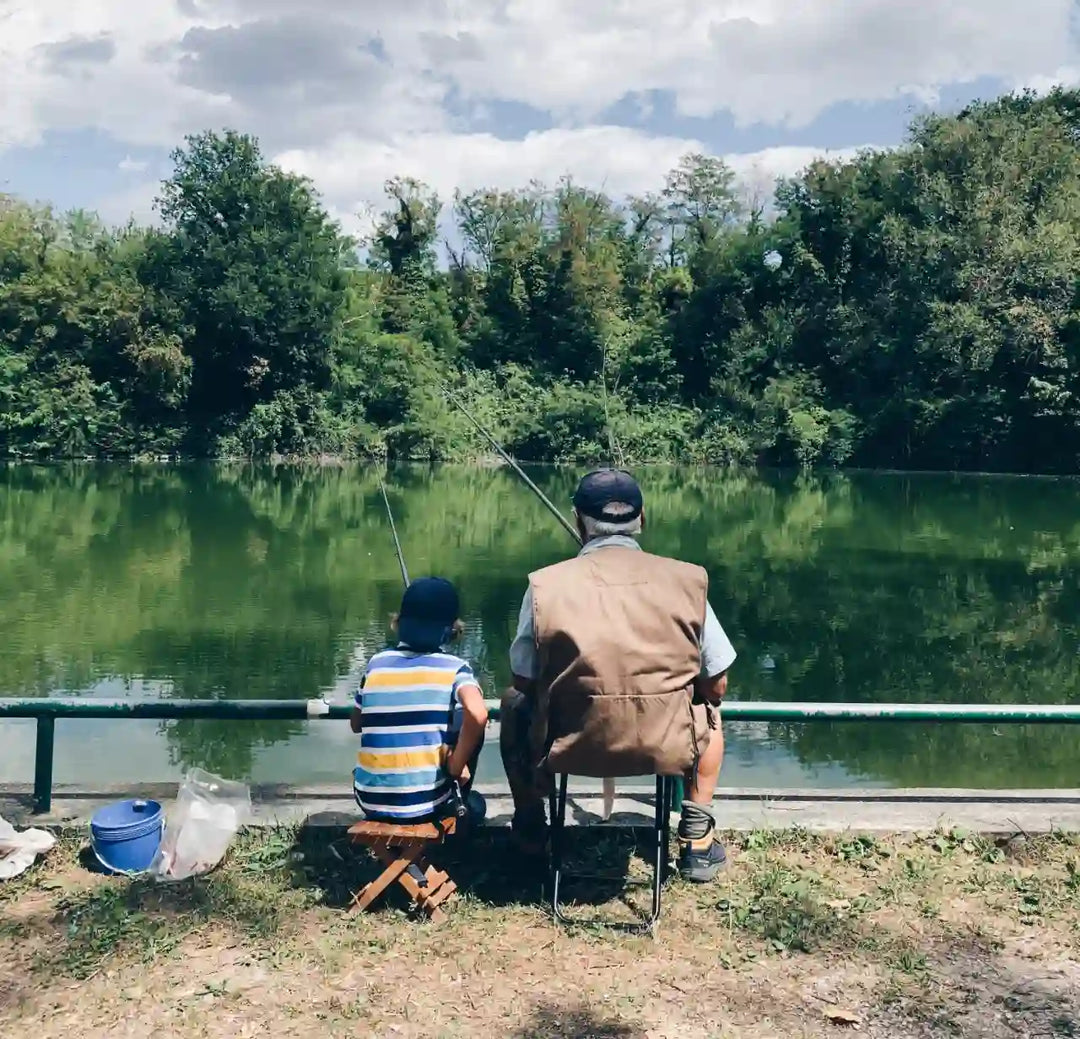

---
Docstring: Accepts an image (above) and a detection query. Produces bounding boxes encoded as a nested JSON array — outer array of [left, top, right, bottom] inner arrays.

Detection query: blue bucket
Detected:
[[90, 799, 164, 875]]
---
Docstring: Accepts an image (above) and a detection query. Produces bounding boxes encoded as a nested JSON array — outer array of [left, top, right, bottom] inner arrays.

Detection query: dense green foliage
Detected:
[[5, 92, 1080, 470]]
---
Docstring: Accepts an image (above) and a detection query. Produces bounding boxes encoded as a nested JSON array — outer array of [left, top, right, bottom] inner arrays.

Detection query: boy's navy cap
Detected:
[[398, 577, 459, 649], [572, 468, 643, 522], [400, 577, 459, 623]]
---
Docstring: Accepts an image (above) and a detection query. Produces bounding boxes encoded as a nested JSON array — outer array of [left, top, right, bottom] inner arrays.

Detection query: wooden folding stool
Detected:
[[347, 816, 459, 924]]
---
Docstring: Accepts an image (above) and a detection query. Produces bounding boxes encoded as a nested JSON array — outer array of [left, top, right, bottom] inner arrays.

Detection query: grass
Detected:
[[2, 824, 1080, 1037]]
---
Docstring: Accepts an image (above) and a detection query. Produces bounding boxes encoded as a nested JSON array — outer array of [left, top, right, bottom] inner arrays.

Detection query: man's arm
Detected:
[[508, 586, 537, 697], [696, 602, 736, 704]]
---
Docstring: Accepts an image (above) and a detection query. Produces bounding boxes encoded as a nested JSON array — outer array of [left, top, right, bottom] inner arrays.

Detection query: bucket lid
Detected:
[[90, 798, 163, 836]]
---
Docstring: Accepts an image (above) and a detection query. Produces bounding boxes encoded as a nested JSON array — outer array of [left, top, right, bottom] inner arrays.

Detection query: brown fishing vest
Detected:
[[529, 545, 709, 777]]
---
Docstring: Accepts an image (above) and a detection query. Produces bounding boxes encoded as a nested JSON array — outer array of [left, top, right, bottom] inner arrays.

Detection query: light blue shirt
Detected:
[[508, 535, 737, 680]]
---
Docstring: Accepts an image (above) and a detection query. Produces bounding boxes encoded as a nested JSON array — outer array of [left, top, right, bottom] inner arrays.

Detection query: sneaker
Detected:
[[677, 832, 728, 882], [452, 791, 487, 841], [465, 790, 487, 825]]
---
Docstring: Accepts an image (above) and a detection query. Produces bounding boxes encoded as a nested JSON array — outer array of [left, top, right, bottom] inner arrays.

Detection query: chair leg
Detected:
[[660, 775, 673, 883], [394, 856, 458, 924], [549, 774, 669, 935], [349, 840, 422, 914], [549, 773, 570, 924], [647, 776, 668, 928]]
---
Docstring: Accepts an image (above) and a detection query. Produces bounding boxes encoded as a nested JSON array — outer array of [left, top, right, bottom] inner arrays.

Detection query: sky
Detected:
[[1, 0, 1079, 236]]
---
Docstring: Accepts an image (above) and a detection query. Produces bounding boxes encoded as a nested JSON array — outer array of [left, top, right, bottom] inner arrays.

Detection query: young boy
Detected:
[[350, 577, 488, 822]]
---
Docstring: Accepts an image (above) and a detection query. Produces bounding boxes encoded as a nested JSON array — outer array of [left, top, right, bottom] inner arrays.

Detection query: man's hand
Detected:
[[697, 671, 727, 706]]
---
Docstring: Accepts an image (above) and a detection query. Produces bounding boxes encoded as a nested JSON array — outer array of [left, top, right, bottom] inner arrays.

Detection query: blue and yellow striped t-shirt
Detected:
[[353, 647, 481, 820]]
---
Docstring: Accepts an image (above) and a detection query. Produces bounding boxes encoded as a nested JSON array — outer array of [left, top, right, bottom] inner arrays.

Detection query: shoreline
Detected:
[[3, 456, 1080, 480], [5, 782, 1080, 834]]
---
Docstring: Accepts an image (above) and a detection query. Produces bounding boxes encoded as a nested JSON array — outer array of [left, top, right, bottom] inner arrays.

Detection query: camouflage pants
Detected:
[[498, 688, 552, 819]]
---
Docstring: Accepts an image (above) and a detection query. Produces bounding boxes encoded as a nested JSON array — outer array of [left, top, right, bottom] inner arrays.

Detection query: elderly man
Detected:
[[502, 468, 735, 882]]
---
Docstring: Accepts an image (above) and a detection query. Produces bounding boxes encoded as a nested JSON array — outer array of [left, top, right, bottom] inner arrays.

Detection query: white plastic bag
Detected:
[[150, 768, 251, 882], [0, 815, 56, 881]]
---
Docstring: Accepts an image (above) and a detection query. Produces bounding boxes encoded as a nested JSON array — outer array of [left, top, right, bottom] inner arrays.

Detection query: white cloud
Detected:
[[118, 155, 148, 173], [2, 1, 1077, 155], [0, 2, 215, 149], [276, 126, 707, 223], [274, 128, 880, 238], [1, 0, 1077, 230], [1023, 65, 1080, 95], [95, 178, 160, 227]]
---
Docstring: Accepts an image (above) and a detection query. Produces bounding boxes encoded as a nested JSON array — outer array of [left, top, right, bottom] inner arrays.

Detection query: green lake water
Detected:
[[1, 463, 1078, 792]]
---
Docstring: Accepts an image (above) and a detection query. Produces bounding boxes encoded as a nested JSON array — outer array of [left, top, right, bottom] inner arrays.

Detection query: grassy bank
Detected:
[[2, 825, 1079, 1038]]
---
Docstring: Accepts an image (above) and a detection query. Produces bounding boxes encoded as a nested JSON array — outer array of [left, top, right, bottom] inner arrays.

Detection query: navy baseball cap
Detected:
[[572, 468, 643, 523], [398, 577, 460, 650]]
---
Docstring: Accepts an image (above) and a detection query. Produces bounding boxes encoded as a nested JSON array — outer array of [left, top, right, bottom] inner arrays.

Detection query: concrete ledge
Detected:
[[4, 783, 1080, 834]]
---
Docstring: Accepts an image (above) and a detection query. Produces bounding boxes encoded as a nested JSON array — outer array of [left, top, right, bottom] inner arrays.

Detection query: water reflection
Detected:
[[0, 464, 1078, 789]]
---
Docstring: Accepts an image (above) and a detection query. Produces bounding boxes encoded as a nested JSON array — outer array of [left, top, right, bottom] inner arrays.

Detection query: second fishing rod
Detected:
[[436, 383, 623, 819], [438, 381, 583, 546]]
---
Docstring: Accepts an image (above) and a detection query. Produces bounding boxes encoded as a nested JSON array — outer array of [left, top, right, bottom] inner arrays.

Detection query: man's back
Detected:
[[528, 546, 710, 777]]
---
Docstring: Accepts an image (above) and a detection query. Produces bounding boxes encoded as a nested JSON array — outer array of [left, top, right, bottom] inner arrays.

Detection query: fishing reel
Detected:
[[447, 779, 486, 836]]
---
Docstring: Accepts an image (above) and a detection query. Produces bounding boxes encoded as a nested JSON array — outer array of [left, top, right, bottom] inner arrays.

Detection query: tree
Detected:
[[662, 153, 742, 264], [148, 130, 352, 443], [0, 199, 188, 456], [367, 177, 441, 278]]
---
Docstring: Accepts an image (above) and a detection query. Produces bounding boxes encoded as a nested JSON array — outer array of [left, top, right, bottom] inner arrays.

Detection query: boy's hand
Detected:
[[447, 755, 470, 784]]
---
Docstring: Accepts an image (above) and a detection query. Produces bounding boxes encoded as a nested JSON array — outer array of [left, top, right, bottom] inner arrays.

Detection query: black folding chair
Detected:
[[547, 774, 674, 935]]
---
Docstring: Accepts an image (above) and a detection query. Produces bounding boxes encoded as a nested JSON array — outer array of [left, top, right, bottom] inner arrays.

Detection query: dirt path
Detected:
[[2, 826, 1078, 1038]]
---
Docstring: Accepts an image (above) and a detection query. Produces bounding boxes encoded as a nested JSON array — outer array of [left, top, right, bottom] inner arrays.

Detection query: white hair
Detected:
[[575, 502, 642, 539]]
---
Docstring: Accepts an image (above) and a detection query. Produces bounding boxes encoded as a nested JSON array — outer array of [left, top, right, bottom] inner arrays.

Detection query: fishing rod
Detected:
[[377, 469, 410, 588], [438, 382, 582, 546], [377, 461, 475, 829], [308, 467, 410, 718]]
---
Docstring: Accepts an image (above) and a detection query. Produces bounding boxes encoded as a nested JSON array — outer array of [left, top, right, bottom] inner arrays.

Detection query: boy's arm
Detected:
[[349, 673, 366, 733], [447, 683, 488, 781]]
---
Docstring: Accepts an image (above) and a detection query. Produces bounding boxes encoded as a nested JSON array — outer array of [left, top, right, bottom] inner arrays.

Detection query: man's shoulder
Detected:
[[529, 555, 588, 582], [650, 551, 708, 578], [529, 547, 706, 588]]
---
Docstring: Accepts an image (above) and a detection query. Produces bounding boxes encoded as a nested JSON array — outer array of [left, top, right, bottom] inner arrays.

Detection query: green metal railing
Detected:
[[4, 696, 1080, 814]]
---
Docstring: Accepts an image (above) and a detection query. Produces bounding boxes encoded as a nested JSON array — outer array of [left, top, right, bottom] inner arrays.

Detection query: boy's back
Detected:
[[353, 646, 477, 821]]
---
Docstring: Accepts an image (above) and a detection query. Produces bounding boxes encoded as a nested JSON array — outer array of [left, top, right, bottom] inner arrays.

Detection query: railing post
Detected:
[[33, 716, 55, 814]]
